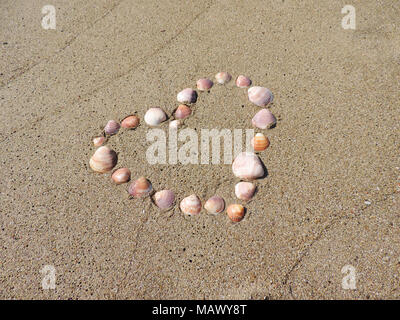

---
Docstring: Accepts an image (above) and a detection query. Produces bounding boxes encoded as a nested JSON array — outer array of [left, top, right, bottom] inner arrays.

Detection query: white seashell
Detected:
[[177, 88, 197, 104], [252, 109, 276, 129], [128, 177, 153, 198], [104, 120, 120, 135], [236, 75, 251, 88], [248, 86, 273, 107], [232, 152, 264, 180], [112, 168, 131, 184], [204, 196, 225, 215], [169, 119, 181, 129], [89, 146, 118, 173], [93, 136, 105, 147], [144, 107, 167, 126], [154, 190, 175, 210], [215, 72, 232, 84], [235, 182, 256, 201], [180, 194, 201, 216], [196, 78, 213, 91]]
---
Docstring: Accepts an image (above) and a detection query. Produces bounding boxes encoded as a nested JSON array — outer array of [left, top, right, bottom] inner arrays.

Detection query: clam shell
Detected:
[[89, 146, 117, 173], [204, 196, 225, 215], [154, 190, 175, 210], [232, 152, 264, 180], [251, 109, 276, 129], [174, 104, 192, 119], [169, 119, 182, 129], [104, 120, 120, 135], [251, 133, 270, 152], [196, 78, 213, 91], [111, 168, 131, 184], [128, 177, 153, 198], [215, 72, 232, 84], [177, 88, 197, 104], [248, 86, 273, 107], [236, 75, 251, 88], [121, 115, 140, 129], [180, 194, 201, 216], [227, 204, 245, 222], [144, 108, 167, 126], [235, 182, 256, 201], [93, 136, 105, 147]]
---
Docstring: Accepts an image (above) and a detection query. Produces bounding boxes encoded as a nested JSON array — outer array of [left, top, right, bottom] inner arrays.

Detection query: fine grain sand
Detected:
[[0, 0, 399, 299]]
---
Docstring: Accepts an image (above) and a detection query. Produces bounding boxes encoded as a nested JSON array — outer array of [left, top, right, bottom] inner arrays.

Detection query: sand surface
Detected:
[[0, 0, 399, 299]]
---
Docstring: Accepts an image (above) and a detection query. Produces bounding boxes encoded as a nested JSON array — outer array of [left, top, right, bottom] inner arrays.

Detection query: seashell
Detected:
[[236, 75, 252, 88], [180, 194, 201, 216], [232, 152, 264, 180], [215, 72, 232, 84], [169, 119, 182, 129], [89, 146, 118, 173], [154, 190, 175, 210], [128, 177, 153, 198], [121, 115, 140, 129], [235, 182, 256, 201], [144, 107, 167, 126], [251, 109, 276, 129], [251, 133, 270, 152], [177, 88, 197, 104], [196, 78, 213, 91], [174, 104, 192, 119], [204, 196, 225, 215], [104, 120, 120, 135], [227, 204, 245, 222], [248, 86, 273, 107], [111, 168, 131, 184], [93, 136, 105, 147]]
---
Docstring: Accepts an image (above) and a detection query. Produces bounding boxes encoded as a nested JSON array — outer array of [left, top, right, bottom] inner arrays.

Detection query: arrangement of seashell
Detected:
[[88, 72, 277, 222]]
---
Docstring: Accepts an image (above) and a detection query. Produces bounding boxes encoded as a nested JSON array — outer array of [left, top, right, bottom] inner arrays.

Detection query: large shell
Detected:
[[196, 78, 213, 91], [174, 104, 192, 119], [227, 204, 245, 222], [177, 88, 197, 104], [128, 177, 153, 198], [144, 108, 167, 126], [251, 109, 276, 129], [121, 115, 140, 129], [215, 72, 232, 84], [154, 190, 175, 211], [236, 75, 251, 88], [204, 196, 225, 215], [104, 120, 120, 135], [248, 86, 273, 107], [89, 146, 118, 173], [232, 152, 264, 180], [251, 133, 270, 152], [180, 194, 201, 216], [111, 168, 131, 184], [235, 182, 256, 201]]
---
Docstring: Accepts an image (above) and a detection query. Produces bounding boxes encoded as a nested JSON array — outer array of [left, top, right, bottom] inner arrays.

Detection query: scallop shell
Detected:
[[111, 168, 131, 184], [154, 190, 175, 210], [248, 86, 273, 107], [169, 119, 182, 129], [215, 72, 232, 84], [174, 104, 192, 119], [232, 152, 264, 180], [144, 108, 167, 126], [180, 194, 201, 216], [128, 177, 153, 198], [89, 146, 118, 173], [104, 120, 120, 135], [93, 136, 105, 147], [235, 182, 256, 201], [251, 133, 270, 152], [236, 75, 251, 88], [251, 109, 276, 129], [204, 196, 225, 215], [227, 204, 245, 222], [196, 78, 213, 91], [121, 115, 140, 129], [177, 88, 197, 104]]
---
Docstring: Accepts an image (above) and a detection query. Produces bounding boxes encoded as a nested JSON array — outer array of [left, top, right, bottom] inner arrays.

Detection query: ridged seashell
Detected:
[[144, 107, 167, 126], [177, 88, 197, 104], [121, 115, 140, 129], [251, 133, 270, 152], [215, 72, 232, 84], [204, 196, 225, 215], [236, 75, 252, 88], [128, 177, 153, 198], [89, 146, 117, 173], [174, 104, 192, 119], [154, 190, 175, 211], [196, 78, 213, 91], [232, 152, 264, 180], [235, 182, 256, 201], [104, 120, 120, 135], [169, 119, 182, 129], [112, 168, 131, 184], [252, 109, 277, 129], [93, 136, 105, 147], [227, 204, 245, 222], [180, 194, 201, 216], [248, 86, 273, 107]]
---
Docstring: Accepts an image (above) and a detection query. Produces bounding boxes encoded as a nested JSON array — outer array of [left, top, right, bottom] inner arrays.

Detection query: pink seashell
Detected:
[[128, 177, 153, 198], [89, 146, 118, 173], [104, 120, 120, 135], [236, 75, 252, 88], [232, 152, 264, 180], [169, 119, 181, 129], [112, 168, 131, 184], [174, 104, 192, 119], [180, 194, 201, 216], [144, 107, 167, 126], [154, 190, 175, 210], [248, 86, 273, 107], [235, 182, 256, 201], [196, 78, 213, 91], [215, 72, 232, 84], [121, 115, 140, 129], [93, 136, 105, 147], [177, 88, 197, 104], [251, 109, 277, 129], [204, 196, 225, 215]]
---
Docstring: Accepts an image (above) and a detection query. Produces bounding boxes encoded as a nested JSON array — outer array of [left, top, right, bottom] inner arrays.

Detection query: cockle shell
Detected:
[[144, 107, 167, 126], [235, 182, 256, 201], [104, 120, 120, 135], [252, 109, 276, 129], [128, 177, 153, 198], [248, 86, 273, 107], [169, 119, 182, 129], [121, 115, 140, 129], [215, 72, 232, 84], [204, 196, 225, 215], [232, 152, 264, 180], [93, 136, 105, 147], [154, 190, 175, 210], [177, 88, 197, 104], [112, 168, 131, 184], [251, 133, 270, 152], [197, 78, 213, 91], [89, 146, 118, 173], [180, 194, 201, 216], [227, 204, 245, 222], [236, 75, 251, 88], [174, 104, 192, 119]]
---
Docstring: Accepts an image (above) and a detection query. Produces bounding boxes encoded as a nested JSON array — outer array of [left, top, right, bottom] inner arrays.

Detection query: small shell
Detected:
[[248, 86, 273, 107], [235, 182, 256, 201], [204, 196, 225, 215], [144, 108, 167, 126], [180, 194, 201, 216], [252, 109, 276, 129], [169, 119, 182, 129], [174, 104, 192, 119], [128, 177, 153, 198], [89, 146, 118, 173], [93, 136, 105, 147], [215, 72, 232, 84], [121, 115, 140, 129], [227, 204, 245, 222], [104, 120, 120, 135], [236, 75, 252, 88], [112, 168, 131, 184], [232, 152, 264, 180], [154, 190, 175, 211], [196, 78, 213, 91], [251, 133, 270, 152], [177, 88, 197, 104]]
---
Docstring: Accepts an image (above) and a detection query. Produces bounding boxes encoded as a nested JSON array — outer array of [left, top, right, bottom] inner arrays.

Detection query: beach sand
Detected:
[[0, 0, 399, 299]]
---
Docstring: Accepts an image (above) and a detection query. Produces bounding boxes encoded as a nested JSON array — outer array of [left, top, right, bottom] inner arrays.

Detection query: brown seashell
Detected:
[[180, 194, 201, 216], [121, 115, 140, 129], [174, 104, 192, 119], [154, 190, 175, 211], [251, 133, 270, 152], [128, 177, 153, 198], [196, 78, 213, 91], [104, 120, 120, 135], [235, 182, 256, 201], [204, 196, 225, 215], [236, 75, 252, 88], [89, 146, 117, 173], [227, 204, 245, 222], [112, 168, 131, 184]]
